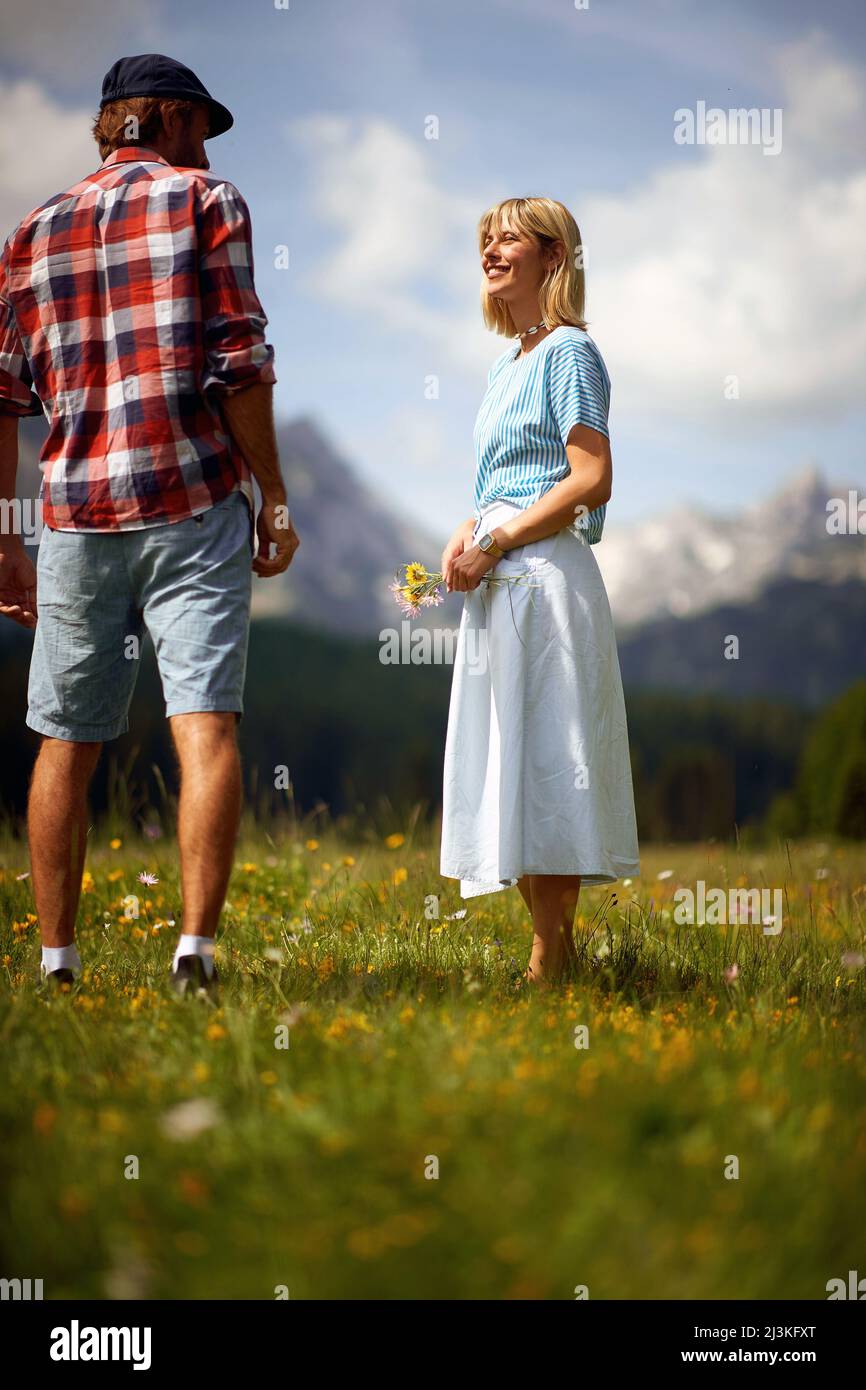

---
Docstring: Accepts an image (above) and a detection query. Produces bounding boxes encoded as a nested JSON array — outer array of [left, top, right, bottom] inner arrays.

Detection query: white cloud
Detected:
[[584, 35, 866, 423], [287, 114, 500, 374], [0, 80, 97, 237], [292, 34, 866, 426]]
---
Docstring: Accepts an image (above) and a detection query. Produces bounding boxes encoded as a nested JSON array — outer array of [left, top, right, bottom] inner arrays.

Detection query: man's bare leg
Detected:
[[169, 712, 242, 943], [28, 738, 102, 948], [526, 874, 581, 985]]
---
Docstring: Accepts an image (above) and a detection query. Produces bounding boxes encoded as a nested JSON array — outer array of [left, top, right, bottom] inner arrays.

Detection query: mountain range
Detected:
[[13, 416, 865, 705]]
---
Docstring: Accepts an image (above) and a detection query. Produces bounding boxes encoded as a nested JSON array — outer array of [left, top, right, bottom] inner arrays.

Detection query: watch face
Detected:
[[478, 533, 493, 551]]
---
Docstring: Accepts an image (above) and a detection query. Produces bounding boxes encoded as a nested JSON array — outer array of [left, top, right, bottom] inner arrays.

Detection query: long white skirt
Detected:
[[440, 500, 640, 898]]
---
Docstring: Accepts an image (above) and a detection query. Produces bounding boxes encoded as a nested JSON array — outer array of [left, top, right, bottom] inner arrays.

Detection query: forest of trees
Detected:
[[0, 620, 863, 842]]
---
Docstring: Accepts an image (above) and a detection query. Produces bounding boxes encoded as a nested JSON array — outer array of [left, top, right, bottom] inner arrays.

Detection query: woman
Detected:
[[439, 196, 640, 984]]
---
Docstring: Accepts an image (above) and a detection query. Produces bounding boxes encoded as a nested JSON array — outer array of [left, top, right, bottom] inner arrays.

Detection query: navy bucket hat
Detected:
[[100, 54, 234, 138]]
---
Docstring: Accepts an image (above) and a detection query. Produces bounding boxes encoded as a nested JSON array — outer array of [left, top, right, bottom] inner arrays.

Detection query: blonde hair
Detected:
[[478, 196, 587, 335], [92, 97, 197, 160]]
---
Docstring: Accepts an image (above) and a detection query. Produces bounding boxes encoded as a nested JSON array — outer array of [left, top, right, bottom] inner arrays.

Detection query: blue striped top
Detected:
[[472, 325, 610, 544]]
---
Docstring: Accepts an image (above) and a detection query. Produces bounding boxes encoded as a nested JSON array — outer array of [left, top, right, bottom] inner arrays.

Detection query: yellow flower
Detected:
[[384, 833, 405, 849], [81, 871, 95, 893], [392, 867, 408, 886], [405, 562, 428, 584], [206, 1022, 227, 1041], [343, 856, 356, 867], [107, 869, 123, 882], [306, 839, 319, 852], [259, 1071, 278, 1086], [241, 862, 258, 873], [109, 837, 122, 850]]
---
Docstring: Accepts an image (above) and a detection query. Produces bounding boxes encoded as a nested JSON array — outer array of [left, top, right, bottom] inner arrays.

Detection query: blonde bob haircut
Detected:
[[478, 196, 587, 336]]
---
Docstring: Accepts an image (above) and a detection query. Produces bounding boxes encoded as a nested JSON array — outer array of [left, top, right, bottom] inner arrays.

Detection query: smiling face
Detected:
[[481, 220, 548, 303], [477, 197, 587, 337]]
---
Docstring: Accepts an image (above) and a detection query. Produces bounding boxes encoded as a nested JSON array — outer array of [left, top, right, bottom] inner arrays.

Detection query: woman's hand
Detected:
[[441, 517, 476, 589], [449, 542, 499, 593]]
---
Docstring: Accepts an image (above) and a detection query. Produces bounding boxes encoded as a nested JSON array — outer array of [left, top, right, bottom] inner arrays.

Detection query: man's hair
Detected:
[[91, 96, 198, 159]]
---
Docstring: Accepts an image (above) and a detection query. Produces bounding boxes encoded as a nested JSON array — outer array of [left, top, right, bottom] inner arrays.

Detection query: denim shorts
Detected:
[[27, 490, 254, 742]]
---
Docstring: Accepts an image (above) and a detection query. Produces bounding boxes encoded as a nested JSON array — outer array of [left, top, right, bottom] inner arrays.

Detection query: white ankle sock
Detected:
[[172, 934, 216, 979], [42, 944, 82, 977]]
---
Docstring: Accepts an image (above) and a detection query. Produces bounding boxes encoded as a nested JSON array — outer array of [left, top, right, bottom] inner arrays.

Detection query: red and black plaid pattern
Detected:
[[0, 147, 275, 530]]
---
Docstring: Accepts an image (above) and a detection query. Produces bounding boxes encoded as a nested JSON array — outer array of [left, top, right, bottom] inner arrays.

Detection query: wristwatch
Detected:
[[477, 531, 505, 558]]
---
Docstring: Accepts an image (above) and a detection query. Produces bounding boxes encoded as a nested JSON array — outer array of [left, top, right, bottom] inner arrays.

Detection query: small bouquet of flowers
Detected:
[[389, 561, 533, 618]]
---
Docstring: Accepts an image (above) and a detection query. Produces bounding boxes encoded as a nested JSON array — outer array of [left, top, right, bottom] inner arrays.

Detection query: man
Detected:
[[0, 55, 298, 996]]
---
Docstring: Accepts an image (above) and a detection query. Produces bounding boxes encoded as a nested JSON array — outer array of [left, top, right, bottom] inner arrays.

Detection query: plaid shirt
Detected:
[[0, 147, 275, 530]]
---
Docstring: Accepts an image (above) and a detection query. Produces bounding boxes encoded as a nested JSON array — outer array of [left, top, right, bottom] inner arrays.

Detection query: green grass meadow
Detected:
[[1, 825, 865, 1300]]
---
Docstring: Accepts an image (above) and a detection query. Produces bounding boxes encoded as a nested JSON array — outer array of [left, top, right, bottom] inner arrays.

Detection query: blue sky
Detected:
[[2, 0, 865, 539]]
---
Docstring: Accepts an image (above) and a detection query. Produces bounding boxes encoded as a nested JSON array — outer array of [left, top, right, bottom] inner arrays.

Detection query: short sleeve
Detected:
[[546, 334, 609, 444], [0, 255, 41, 418]]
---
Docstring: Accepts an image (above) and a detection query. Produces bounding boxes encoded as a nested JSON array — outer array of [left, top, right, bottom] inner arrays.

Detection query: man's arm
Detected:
[[218, 382, 298, 577], [198, 182, 298, 577], [0, 413, 37, 627]]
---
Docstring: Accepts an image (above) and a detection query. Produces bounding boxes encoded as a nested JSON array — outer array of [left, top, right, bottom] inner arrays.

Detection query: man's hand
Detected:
[[0, 536, 37, 627], [448, 542, 499, 593], [253, 497, 299, 578]]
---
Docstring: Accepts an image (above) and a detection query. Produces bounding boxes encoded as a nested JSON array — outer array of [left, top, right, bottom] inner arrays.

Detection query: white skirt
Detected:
[[440, 500, 640, 898]]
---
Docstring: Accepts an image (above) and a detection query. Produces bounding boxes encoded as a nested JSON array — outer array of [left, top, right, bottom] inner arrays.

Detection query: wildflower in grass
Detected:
[[724, 963, 739, 983], [278, 1004, 309, 1028], [33, 1103, 57, 1136], [241, 862, 258, 873], [259, 1071, 278, 1086], [657, 869, 673, 881], [138, 871, 158, 886], [206, 1022, 227, 1041], [842, 951, 865, 970], [110, 838, 122, 850], [15, 870, 30, 881], [392, 867, 408, 886], [444, 909, 467, 921], [306, 839, 319, 851], [178, 1171, 209, 1207], [81, 871, 95, 893], [160, 1098, 223, 1141], [343, 856, 355, 866]]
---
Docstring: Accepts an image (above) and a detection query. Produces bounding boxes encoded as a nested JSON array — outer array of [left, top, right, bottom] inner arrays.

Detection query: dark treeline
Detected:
[[0, 620, 862, 842]]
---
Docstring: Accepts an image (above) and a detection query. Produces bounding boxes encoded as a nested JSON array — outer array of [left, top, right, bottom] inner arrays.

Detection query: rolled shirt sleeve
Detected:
[[0, 254, 42, 417], [546, 333, 610, 443], [198, 182, 276, 396]]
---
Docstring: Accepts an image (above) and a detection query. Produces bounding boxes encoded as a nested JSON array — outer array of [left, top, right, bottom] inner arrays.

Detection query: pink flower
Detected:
[[724, 963, 739, 983], [138, 871, 159, 886]]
